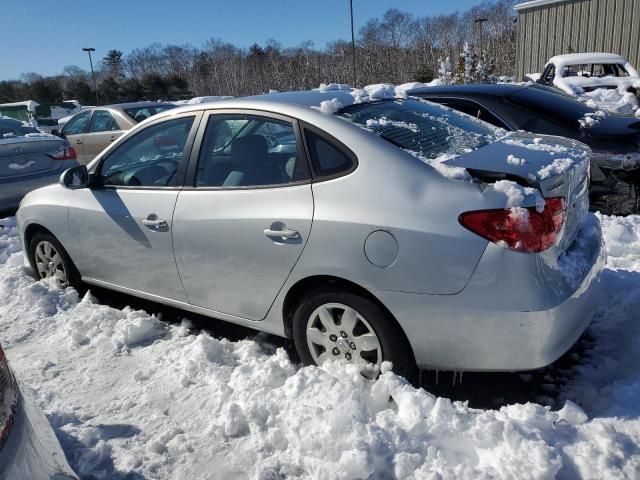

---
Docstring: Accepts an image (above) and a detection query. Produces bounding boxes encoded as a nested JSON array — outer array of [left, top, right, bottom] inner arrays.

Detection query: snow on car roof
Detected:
[[547, 53, 630, 67]]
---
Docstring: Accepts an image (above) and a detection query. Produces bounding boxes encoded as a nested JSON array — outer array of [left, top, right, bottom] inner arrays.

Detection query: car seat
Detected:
[[223, 135, 284, 187]]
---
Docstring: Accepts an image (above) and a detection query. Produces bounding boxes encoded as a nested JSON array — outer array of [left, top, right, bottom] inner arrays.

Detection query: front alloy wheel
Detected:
[[34, 240, 68, 287], [306, 302, 382, 378]]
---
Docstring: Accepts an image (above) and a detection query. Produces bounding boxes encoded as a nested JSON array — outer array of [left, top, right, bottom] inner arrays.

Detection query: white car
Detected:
[[535, 52, 640, 96]]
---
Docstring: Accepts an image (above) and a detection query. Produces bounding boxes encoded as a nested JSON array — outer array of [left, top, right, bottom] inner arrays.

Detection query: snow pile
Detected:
[[315, 83, 352, 92], [349, 83, 408, 104], [537, 158, 576, 179], [403, 150, 471, 181], [490, 179, 545, 211], [579, 87, 639, 115], [365, 117, 418, 132], [506, 154, 526, 166], [3, 213, 640, 478], [311, 97, 343, 115]]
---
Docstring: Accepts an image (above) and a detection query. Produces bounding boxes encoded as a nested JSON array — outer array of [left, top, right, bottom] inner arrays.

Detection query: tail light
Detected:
[[0, 345, 17, 451], [49, 146, 77, 161], [459, 197, 566, 253]]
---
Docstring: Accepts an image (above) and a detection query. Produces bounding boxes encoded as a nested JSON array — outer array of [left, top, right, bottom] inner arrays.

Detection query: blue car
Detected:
[[0, 118, 78, 214]]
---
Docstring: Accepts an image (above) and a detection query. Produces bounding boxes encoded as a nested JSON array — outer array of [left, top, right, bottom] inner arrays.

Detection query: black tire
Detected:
[[292, 286, 416, 381], [29, 232, 82, 291]]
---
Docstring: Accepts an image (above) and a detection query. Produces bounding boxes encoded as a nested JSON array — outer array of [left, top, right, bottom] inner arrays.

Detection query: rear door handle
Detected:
[[75, 139, 82, 144], [264, 228, 299, 239]]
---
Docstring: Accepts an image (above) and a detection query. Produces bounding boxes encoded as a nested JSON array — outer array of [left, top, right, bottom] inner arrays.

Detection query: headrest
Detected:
[[231, 135, 268, 164]]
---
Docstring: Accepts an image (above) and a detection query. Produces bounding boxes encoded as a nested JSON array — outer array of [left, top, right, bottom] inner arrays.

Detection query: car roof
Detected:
[[405, 83, 528, 97], [547, 52, 628, 66], [155, 90, 370, 119], [106, 101, 176, 109]]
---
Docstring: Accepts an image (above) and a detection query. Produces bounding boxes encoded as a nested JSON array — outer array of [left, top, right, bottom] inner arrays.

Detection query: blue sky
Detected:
[[3, 0, 479, 81]]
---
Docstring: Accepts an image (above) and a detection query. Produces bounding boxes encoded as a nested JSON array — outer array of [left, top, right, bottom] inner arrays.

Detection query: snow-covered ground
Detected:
[[2, 214, 640, 479]]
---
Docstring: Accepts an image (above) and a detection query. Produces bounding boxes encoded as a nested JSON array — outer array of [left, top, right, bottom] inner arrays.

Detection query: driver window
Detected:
[[98, 116, 194, 187], [195, 114, 309, 188]]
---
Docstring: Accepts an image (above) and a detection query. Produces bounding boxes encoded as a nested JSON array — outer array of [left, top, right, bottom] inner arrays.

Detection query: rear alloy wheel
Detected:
[[306, 302, 382, 378], [29, 233, 81, 290], [293, 288, 415, 380]]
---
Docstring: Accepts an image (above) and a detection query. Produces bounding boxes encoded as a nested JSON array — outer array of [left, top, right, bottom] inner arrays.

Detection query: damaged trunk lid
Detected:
[[444, 131, 591, 252]]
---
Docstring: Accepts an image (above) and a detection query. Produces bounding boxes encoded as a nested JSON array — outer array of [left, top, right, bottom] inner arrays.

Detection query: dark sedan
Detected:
[[407, 83, 640, 214]]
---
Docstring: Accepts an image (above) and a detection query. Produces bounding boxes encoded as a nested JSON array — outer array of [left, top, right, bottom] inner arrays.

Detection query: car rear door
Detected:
[[66, 112, 201, 302], [82, 110, 126, 163], [172, 110, 314, 320]]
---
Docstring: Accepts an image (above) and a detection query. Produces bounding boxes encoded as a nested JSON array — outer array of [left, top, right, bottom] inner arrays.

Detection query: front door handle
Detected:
[[264, 228, 300, 240], [142, 215, 169, 231]]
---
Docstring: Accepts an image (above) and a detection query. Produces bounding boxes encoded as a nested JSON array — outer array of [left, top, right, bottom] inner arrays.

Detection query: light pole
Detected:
[[82, 47, 99, 105], [350, 0, 357, 88], [474, 18, 488, 60]]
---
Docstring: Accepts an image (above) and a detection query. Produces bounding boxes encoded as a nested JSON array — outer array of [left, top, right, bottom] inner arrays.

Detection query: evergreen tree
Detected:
[[102, 50, 125, 79]]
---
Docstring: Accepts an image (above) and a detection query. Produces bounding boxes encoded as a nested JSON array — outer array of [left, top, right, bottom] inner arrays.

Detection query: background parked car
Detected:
[[408, 83, 640, 214], [0, 344, 77, 479], [533, 53, 640, 96], [0, 118, 78, 214], [17, 91, 603, 379], [60, 102, 176, 164]]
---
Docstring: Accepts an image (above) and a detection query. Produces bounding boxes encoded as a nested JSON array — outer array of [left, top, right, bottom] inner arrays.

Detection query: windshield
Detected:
[[124, 105, 177, 123], [338, 99, 497, 159]]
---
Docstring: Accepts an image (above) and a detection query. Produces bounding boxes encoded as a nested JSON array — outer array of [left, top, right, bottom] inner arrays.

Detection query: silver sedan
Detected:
[[16, 90, 604, 379]]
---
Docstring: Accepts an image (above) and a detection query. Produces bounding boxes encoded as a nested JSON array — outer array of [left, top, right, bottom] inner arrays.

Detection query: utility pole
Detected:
[[350, 0, 357, 88], [82, 47, 100, 105], [474, 18, 488, 60]]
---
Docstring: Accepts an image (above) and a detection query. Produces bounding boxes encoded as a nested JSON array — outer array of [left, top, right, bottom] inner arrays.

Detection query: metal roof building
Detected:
[[514, 0, 640, 79]]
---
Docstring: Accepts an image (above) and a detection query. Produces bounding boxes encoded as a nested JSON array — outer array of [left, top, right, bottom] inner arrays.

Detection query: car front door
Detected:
[[82, 109, 126, 163], [66, 113, 200, 302], [61, 110, 90, 163], [172, 111, 314, 320]]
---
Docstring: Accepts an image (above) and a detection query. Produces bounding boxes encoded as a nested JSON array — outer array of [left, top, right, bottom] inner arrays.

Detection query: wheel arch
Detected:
[[281, 275, 416, 364], [23, 223, 55, 268]]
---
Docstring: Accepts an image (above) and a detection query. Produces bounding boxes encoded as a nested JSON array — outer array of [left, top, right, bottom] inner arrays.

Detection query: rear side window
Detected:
[[88, 110, 120, 132], [304, 129, 354, 178], [427, 98, 510, 130]]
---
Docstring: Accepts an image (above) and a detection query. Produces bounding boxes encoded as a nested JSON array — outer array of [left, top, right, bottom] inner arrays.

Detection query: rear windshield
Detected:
[[124, 105, 176, 123], [338, 99, 497, 159], [506, 85, 594, 127], [0, 119, 39, 138]]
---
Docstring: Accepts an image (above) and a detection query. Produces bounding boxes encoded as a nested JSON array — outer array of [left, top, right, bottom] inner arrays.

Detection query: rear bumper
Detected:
[[375, 214, 606, 371], [0, 379, 77, 479], [0, 162, 76, 212]]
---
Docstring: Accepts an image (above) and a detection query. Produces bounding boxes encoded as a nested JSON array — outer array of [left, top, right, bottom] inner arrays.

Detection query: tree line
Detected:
[[0, 1, 517, 106]]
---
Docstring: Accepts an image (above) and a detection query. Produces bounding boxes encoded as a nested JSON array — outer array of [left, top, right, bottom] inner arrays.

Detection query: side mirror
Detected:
[[60, 165, 91, 189]]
